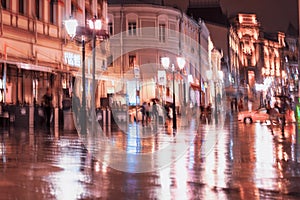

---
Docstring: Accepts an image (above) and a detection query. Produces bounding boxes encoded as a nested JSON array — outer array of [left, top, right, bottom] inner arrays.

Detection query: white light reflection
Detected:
[[49, 152, 85, 199], [174, 155, 188, 199], [95, 161, 100, 172], [159, 167, 172, 200], [202, 127, 229, 200], [254, 124, 277, 189]]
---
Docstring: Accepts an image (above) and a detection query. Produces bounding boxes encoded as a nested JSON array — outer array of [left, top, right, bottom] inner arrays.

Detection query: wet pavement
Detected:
[[1, 112, 300, 200]]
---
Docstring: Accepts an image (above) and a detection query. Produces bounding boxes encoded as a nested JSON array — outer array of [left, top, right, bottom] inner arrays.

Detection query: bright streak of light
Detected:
[[201, 127, 229, 200], [95, 161, 100, 172], [159, 167, 171, 200], [50, 153, 85, 200], [174, 156, 188, 200], [254, 124, 278, 189]]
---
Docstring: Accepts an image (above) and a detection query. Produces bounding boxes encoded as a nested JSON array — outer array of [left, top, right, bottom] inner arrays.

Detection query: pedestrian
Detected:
[[274, 102, 281, 113], [206, 103, 212, 123], [141, 102, 147, 126], [238, 98, 243, 111], [200, 103, 205, 120], [146, 102, 151, 123], [234, 98, 238, 112], [72, 92, 81, 123], [152, 100, 158, 122], [42, 87, 53, 128], [268, 107, 279, 134]]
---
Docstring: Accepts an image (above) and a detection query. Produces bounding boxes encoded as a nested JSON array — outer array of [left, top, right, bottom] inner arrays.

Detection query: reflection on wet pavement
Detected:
[[1, 113, 300, 199]]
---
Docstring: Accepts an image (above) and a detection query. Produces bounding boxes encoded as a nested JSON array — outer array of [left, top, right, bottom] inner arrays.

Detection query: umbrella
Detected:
[[274, 95, 290, 100], [150, 97, 160, 102]]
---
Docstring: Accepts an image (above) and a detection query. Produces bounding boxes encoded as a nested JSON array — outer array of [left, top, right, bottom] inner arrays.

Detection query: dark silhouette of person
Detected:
[[234, 98, 238, 112], [42, 87, 53, 128], [152, 100, 158, 122]]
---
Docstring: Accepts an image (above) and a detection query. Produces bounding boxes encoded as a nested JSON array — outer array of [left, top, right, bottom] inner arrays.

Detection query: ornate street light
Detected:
[[88, 17, 102, 131], [64, 17, 108, 134], [65, 19, 87, 134], [161, 56, 185, 130], [64, 19, 78, 38]]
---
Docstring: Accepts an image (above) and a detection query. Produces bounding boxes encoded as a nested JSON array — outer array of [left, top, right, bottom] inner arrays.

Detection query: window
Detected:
[[71, 2, 76, 14], [108, 22, 113, 35], [128, 22, 136, 36], [50, 1, 54, 23], [129, 55, 136, 68], [159, 24, 166, 42], [19, 0, 24, 14], [49, 0, 58, 24], [35, 0, 40, 19], [1, 0, 9, 9]]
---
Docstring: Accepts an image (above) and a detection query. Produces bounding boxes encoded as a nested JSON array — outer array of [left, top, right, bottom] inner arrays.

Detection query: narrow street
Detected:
[[1, 111, 300, 200]]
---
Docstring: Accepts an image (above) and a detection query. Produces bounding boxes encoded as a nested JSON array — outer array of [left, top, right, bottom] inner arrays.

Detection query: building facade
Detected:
[[230, 13, 292, 103], [0, 0, 109, 127], [107, 2, 213, 108]]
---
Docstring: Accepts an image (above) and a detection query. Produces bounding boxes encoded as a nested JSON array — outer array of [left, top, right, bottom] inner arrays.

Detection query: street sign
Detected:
[[134, 66, 140, 78], [157, 70, 166, 85]]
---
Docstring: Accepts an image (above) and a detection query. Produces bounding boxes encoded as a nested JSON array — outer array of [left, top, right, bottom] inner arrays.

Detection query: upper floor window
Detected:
[[49, 0, 58, 24], [19, 0, 26, 15], [128, 22, 136, 36], [1, 0, 9, 9], [159, 24, 166, 42], [35, 0, 41, 19], [129, 55, 136, 68], [108, 22, 113, 35]]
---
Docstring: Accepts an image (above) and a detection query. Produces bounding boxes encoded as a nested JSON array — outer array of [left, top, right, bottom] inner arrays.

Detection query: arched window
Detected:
[[126, 13, 138, 36], [158, 15, 168, 42]]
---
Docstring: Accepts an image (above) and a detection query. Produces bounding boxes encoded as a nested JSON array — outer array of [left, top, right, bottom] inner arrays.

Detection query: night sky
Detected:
[[220, 0, 298, 33], [167, 0, 298, 33]]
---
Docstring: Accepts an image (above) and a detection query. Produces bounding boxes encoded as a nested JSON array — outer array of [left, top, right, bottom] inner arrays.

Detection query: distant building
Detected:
[[231, 14, 285, 87], [187, 1, 297, 99], [107, 1, 213, 106], [283, 23, 299, 95]]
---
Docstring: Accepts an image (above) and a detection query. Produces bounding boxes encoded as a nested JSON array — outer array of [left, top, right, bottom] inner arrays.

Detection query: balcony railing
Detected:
[[0, 9, 61, 38]]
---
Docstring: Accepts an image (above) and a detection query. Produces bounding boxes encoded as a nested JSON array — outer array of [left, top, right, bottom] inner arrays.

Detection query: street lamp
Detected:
[[64, 17, 108, 134], [88, 17, 102, 131], [161, 56, 185, 130]]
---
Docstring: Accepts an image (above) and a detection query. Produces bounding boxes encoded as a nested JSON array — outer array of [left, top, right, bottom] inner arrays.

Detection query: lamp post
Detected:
[[206, 70, 223, 125], [64, 17, 107, 134], [88, 17, 102, 130], [161, 56, 185, 130], [65, 19, 87, 134]]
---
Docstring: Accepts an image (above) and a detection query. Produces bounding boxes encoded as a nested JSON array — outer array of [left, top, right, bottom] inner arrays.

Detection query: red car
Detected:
[[238, 107, 296, 124], [238, 108, 270, 124]]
